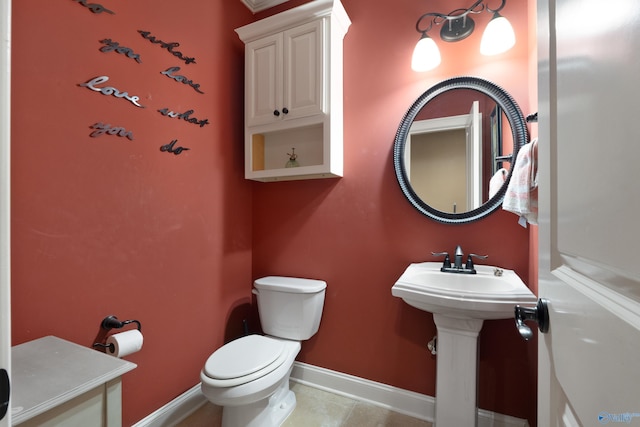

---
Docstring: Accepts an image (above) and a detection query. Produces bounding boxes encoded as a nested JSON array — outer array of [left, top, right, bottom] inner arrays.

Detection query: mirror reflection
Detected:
[[393, 76, 528, 224], [405, 89, 514, 213]]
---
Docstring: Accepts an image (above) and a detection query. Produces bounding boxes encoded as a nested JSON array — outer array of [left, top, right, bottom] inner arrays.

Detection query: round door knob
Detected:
[[514, 298, 550, 340], [282, 107, 289, 114], [273, 110, 280, 116], [0, 369, 8, 421]]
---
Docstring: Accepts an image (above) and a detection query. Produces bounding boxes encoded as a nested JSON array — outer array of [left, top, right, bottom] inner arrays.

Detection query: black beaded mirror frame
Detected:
[[393, 76, 528, 224]]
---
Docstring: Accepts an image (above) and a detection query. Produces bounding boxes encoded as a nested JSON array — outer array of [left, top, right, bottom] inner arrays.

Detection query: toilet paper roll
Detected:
[[106, 329, 143, 358]]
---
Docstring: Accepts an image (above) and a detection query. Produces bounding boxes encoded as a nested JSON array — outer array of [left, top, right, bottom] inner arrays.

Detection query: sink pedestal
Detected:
[[433, 314, 484, 427]]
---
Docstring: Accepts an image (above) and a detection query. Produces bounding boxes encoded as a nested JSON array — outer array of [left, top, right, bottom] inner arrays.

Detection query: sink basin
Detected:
[[392, 262, 536, 319]]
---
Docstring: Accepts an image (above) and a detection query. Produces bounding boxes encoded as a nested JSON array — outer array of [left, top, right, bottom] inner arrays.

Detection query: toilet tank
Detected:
[[253, 276, 326, 340]]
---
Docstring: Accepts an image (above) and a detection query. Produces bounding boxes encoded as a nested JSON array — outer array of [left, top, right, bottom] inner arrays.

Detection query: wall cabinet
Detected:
[[236, 0, 350, 181]]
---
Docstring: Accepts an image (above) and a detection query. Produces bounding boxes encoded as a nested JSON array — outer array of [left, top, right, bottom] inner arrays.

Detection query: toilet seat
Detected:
[[203, 335, 288, 387]]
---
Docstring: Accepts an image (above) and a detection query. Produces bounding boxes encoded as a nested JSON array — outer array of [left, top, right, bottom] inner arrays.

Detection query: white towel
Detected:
[[502, 138, 538, 225], [489, 168, 508, 199]]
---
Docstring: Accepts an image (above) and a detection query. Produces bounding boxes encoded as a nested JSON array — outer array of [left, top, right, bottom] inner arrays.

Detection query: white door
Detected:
[[537, 0, 640, 425], [0, 1, 10, 426], [464, 101, 481, 210]]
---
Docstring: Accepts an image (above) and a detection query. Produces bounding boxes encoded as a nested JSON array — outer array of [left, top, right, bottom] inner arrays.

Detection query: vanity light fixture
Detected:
[[411, 0, 516, 72]]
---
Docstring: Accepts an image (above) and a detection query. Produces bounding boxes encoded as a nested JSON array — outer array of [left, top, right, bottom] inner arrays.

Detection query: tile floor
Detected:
[[176, 382, 433, 427]]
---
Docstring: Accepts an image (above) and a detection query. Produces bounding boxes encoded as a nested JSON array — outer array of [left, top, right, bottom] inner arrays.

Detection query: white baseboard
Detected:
[[132, 383, 207, 427], [133, 363, 529, 427], [290, 362, 529, 427]]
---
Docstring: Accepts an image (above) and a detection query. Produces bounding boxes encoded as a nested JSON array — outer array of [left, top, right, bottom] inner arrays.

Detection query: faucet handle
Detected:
[[465, 253, 488, 270], [431, 251, 451, 268]]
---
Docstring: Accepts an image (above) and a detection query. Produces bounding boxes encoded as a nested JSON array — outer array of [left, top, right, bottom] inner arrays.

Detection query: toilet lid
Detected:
[[204, 335, 286, 380]]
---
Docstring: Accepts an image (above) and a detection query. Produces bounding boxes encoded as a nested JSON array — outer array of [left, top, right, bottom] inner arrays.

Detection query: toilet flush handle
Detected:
[[252, 289, 259, 295]]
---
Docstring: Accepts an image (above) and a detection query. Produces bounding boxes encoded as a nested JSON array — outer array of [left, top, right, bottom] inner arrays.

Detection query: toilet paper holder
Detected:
[[93, 315, 142, 351], [99, 315, 142, 332]]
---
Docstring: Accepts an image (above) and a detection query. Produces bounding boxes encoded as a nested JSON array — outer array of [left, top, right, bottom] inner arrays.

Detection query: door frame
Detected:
[[0, 1, 11, 426]]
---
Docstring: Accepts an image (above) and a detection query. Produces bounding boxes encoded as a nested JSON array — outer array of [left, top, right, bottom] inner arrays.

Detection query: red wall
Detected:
[[11, 1, 254, 425], [11, 0, 536, 425], [253, 0, 537, 424]]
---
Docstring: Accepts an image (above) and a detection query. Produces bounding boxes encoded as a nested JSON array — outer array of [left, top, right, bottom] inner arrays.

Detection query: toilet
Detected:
[[201, 276, 327, 427]]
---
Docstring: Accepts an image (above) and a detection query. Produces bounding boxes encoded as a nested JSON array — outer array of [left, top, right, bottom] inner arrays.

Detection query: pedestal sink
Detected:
[[391, 262, 536, 427]]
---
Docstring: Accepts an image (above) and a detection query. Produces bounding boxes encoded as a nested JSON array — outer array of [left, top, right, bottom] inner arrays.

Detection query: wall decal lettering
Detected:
[[157, 108, 210, 128], [99, 39, 142, 63], [137, 30, 196, 65], [160, 67, 204, 94], [160, 139, 190, 155], [73, 0, 114, 15], [89, 123, 135, 140], [79, 76, 145, 108]]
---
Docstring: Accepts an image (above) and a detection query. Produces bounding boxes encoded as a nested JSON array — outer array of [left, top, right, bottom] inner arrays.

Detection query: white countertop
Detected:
[[11, 335, 136, 424]]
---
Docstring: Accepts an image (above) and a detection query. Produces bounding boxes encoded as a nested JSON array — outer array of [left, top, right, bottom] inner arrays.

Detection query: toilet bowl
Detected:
[[200, 276, 326, 427], [201, 335, 301, 426]]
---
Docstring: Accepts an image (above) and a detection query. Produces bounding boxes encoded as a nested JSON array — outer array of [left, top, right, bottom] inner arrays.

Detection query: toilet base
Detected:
[[221, 378, 296, 427]]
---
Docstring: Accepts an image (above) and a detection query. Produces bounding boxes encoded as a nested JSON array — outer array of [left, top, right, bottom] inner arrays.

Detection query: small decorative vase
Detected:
[[285, 148, 299, 168]]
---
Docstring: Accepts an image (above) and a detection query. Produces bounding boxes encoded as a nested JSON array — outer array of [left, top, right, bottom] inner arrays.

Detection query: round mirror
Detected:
[[393, 76, 528, 224]]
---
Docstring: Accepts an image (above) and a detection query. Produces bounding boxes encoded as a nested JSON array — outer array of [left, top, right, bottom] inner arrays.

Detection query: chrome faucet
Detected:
[[454, 245, 464, 269], [432, 245, 488, 274]]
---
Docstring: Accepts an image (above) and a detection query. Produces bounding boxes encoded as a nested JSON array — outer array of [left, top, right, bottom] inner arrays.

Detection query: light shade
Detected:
[[480, 13, 515, 56], [411, 34, 442, 72]]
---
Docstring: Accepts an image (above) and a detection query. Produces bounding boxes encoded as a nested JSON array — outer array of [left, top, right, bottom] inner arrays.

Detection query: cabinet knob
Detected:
[[282, 107, 289, 114], [273, 110, 280, 117]]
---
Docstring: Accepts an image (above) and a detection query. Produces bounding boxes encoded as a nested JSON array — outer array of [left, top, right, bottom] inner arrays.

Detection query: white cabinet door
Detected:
[[245, 20, 323, 127], [246, 32, 283, 127], [537, 0, 640, 425], [283, 19, 324, 121]]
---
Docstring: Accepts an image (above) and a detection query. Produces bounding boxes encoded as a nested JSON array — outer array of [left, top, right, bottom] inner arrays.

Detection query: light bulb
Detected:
[[480, 13, 515, 56], [411, 34, 441, 72]]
